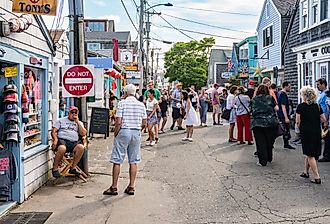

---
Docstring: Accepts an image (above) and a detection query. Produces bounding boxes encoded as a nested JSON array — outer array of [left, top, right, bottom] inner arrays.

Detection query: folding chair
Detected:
[[56, 136, 89, 183]]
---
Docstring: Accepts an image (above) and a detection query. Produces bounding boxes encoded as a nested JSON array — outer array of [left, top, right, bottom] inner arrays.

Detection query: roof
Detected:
[[209, 49, 232, 63], [272, 0, 296, 16], [85, 31, 130, 42], [237, 36, 257, 48], [49, 29, 65, 43]]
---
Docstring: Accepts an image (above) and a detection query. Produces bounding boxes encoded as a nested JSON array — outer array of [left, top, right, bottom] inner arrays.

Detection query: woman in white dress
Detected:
[[181, 91, 198, 142]]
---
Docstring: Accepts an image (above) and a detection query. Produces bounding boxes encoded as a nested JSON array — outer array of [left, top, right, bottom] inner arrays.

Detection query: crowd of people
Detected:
[[101, 77, 330, 196]]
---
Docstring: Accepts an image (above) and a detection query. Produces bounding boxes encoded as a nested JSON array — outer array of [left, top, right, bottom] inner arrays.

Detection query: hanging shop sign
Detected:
[[62, 65, 95, 97], [120, 49, 133, 63], [4, 66, 18, 78], [221, 72, 232, 79], [12, 0, 58, 16], [124, 64, 138, 71]]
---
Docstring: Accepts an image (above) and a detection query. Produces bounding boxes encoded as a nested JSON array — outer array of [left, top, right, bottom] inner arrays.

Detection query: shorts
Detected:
[[110, 129, 141, 164], [147, 111, 158, 125], [172, 107, 182, 120], [57, 138, 81, 153], [160, 111, 168, 118], [213, 104, 221, 114]]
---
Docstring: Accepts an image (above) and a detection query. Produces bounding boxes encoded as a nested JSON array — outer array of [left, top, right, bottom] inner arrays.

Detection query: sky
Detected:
[[42, 0, 265, 68]]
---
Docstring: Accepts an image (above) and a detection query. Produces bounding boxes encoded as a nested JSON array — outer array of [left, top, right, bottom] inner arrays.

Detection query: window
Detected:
[[303, 62, 313, 86], [302, 1, 308, 29], [254, 45, 258, 58], [239, 44, 249, 59], [101, 43, 112, 49], [266, 3, 270, 18], [320, 62, 328, 80], [263, 25, 273, 47], [321, 0, 329, 21], [86, 22, 106, 32], [312, 0, 318, 24], [87, 43, 101, 51]]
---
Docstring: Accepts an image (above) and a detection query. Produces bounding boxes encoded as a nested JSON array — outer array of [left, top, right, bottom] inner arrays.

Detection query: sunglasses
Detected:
[[70, 110, 78, 114]]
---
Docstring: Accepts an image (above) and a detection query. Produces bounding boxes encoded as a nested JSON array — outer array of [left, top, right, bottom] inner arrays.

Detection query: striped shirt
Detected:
[[116, 96, 147, 130]]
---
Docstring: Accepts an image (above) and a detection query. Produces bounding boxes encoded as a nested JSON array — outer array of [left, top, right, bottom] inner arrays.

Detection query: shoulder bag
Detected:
[[237, 96, 250, 115]]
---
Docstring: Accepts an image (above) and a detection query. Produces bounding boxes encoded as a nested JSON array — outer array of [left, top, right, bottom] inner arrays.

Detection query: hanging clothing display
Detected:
[[0, 148, 17, 201]]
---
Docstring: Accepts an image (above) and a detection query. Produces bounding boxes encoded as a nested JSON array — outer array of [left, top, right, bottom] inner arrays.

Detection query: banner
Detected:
[[12, 0, 58, 16]]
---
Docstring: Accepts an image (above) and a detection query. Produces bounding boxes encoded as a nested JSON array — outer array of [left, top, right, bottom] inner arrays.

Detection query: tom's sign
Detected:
[[12, 0, 57, 16]]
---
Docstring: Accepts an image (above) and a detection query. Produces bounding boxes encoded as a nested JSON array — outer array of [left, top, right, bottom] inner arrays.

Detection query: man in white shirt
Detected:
[[103, 84, 147, 196]]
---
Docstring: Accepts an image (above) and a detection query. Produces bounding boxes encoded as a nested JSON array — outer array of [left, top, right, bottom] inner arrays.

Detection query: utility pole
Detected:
[[138, 0, 145, 94], [145, 12, 150, 82], [151, 48, 154, 81], [69, 0, 88, 174]]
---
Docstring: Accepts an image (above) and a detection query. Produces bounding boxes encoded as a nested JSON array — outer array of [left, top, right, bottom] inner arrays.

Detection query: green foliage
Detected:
[[164, 37, 215, 89], [228, 76, 241, 87]]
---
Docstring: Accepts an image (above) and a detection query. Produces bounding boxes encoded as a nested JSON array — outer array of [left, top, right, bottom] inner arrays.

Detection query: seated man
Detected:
[[51, 106, 87, 178]]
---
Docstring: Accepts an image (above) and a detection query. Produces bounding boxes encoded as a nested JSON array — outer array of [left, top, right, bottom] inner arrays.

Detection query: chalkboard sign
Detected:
[[89, 107, 110, 139]]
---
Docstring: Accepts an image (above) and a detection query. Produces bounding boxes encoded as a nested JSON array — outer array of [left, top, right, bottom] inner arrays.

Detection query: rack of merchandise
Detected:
[[22, 67, 43, 151]]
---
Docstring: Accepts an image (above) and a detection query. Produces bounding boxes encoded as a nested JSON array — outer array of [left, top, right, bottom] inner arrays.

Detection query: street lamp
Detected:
[[145, 2, 173, 83]]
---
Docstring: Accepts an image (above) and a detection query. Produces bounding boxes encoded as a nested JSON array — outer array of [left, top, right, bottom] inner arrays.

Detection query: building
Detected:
[[208, 49, 232, 85], [284, 0, 330, 105], [85, 19, 115, 32], [0, 2, 56, 214], [231, 36, 258, 84], [256, 0, 297, 84]]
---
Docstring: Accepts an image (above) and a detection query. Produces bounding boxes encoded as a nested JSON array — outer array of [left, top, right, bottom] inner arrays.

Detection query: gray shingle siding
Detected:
[[284, 10, 300, 106]]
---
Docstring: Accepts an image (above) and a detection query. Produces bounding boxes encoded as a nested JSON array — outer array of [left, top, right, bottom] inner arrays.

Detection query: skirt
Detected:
[[229, 109, 237, 124], [147, 111, 158, 125]]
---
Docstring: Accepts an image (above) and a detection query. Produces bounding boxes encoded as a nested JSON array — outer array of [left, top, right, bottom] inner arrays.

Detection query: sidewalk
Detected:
[[6, 136, 182, 224]]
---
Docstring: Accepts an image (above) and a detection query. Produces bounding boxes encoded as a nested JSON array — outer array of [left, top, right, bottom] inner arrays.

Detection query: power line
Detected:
[[153, 24, 243, 40], [172, 6, 258, 16], [145, 1, 196, 40], [162, 13, 253, 34], [121, 0, 138, 32], [130, 0, 138, 8]]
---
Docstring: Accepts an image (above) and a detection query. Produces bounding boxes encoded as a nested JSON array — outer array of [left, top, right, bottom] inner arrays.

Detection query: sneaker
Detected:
[[293, 139, 301, 146], [182, 137, 188, 141], [170, 124, 174, 130], [254, 151, 258, 157], [318, 157, 330, 162], [284, 145, 295, 150], [52, 169, 61, 178], [188, 138, 193, 142], [150, 141, 156, 146], [178, 127, 185, 131], [146, 142, 152, 146], [146, 137, 150, 141], [256, 162, 263, 166], [69, 168, 81, 176], [213, 122, 217, 125]]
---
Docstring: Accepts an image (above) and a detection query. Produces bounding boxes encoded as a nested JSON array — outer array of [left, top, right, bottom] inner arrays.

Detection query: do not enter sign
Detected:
[[62, 65, 95, 97]]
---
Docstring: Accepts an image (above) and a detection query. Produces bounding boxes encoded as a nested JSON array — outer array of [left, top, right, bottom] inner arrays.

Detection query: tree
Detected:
[[164, 37, 215, 89]]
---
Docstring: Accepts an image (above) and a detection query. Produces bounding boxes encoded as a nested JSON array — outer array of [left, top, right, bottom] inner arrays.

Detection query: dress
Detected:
[[183, 101, 199, 126], [296, 103, 323, 158]]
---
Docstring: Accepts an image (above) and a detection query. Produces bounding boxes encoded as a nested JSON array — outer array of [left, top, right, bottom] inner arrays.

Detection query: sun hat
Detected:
[[6, 132, 19, 142], [5, 114, 20, 123], [4, 103, 19, 114], [4, 93, 19, 103], [4, 124, 19, 133], [3, 84, 18, 93]]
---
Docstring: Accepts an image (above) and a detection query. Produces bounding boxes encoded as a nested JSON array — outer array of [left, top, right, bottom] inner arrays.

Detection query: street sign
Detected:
[[12, 0, 58, 16], [62, 65, 95, 97]]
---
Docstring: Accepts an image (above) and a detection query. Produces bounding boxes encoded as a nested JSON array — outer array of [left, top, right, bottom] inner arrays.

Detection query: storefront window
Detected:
[[320, 62, 329, 81], [302, 62, 313, 86], [23, 67, 43, 150]]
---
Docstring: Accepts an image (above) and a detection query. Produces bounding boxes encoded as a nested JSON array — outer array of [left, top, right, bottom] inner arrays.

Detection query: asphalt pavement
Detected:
[[7, 115, 330, 224]]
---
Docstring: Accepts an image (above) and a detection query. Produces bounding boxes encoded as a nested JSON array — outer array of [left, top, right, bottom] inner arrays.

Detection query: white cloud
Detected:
[[91, 0, 106, 7]]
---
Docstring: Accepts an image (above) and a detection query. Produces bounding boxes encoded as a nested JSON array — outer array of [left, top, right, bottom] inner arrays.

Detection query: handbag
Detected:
[[275, 120, 285, 137], [221, 108, 231, 120]]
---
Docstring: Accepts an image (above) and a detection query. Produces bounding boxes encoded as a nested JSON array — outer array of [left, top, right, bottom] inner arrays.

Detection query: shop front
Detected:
[[0, 44, 49, 211], [293, 38, 330, 103]]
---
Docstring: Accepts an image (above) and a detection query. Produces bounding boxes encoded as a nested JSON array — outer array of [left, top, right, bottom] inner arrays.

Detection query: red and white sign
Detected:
[[62, 65, 95, 97]]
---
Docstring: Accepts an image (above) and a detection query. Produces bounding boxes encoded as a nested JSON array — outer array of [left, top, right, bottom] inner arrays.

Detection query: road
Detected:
[[9, 122, 330, 224]]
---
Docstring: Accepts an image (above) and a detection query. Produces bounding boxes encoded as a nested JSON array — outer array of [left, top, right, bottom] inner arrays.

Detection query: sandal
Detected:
[[310, 179, 321, 184], [300, 173, 309, 178], [103, 186, 118, 195], [124, 186, 135, 195]]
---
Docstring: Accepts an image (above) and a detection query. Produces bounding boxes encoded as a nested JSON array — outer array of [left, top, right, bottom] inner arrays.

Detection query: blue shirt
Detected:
[[171, 89, 182, 108], [318, 91, 328, 115]]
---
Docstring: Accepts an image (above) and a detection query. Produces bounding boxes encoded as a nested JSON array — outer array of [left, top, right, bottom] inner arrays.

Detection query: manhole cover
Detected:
[[0, 212, 52, 224]]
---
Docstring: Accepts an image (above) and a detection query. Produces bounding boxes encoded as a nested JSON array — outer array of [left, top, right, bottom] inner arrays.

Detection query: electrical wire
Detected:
[[153, 24, 243, 40], [162, 13, 253, 34], [121, 0, 138, 32], [51, 0, 64, 43], [130, 0, 138, 9], [172, 6, 258, 16], [145, 1, 196, 40]]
